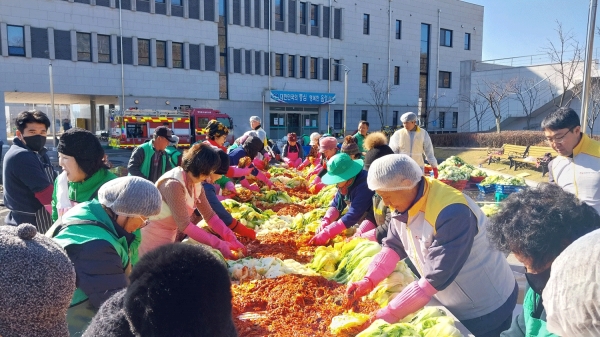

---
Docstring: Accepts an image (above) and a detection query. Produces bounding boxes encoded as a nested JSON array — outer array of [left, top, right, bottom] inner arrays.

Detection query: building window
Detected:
[[138, 39, 150, 66], [464, 33, 471, 50], [299, 56, 306, 78], [395, 20, 401, 39], [363, 14, 370, 35], [334, 110, 343, 129], [172, 0, 182, 5], [394, 66, 400, 85], [300, 2, 307, 25], [310, 4, 318, 27], [439, 111, 445, 129], [362, 63, 369, 83], [361, 110, 368, 121], [332, 59, 340, 81], [156, 41, 166, 67], [7, 25, 25, 56], [393, 111, 398, 127], [97, 34, 111, 63], [420, 23, 430, 118], [440, 28, 452, 47], [439, 71, 451, 88], [288, 55, 295, 77], [275, 0, 283, 21], [452, 111, 458, 128], [172, 42, 183, 68], [275, 53, 283, 76], [76, 32, 91, 61], [156, 0, 165, 2], [310, 57, 318, 79]]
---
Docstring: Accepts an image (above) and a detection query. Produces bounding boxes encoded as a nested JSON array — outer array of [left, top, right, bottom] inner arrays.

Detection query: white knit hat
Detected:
[[98, 176, 163, 217], [400, 112, 417, 123], [367, 154, 422, 191], [543, 228, 600, 337], [309, 132, 321, 146]]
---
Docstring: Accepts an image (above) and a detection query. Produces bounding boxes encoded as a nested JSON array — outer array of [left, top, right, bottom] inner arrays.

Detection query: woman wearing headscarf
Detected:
[[139, 143, 245, 259], [298, 132, 321, 170], [341, 135, 362, 160], [204, 119, 230, 151], [53, 128, 117, 223], [306, 136, 339, 193], [282, 133, 304, 168]]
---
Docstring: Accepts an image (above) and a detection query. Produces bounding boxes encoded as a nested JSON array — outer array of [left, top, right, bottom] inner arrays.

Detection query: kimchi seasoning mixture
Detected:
[[232, 274, 380, 337], [242, 230, 316, 263], [253, 202, 315, 215]]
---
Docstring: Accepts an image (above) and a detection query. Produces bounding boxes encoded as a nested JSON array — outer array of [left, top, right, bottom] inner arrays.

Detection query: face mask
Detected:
[[22, 135, 47, 152], [525, 266, 552, 295]]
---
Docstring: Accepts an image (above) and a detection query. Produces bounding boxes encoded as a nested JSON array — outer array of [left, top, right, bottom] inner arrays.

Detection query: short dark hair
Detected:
[[487, 183, 600, 272], [181, 143, 220, 177], [359, 120, 369, 127], [16, 111, 51, 133], [541, 107, 580, 131]]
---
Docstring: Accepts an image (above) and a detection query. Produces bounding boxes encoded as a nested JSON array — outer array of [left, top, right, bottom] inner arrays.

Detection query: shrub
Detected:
[[430, 131, 600, 148]]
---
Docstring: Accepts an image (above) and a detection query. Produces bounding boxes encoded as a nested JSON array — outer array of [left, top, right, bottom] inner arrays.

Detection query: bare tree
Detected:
[[460, 94, 490, 132], [543, 21, 583, 108], [361, 79, 396, 130], [509, 77, 541, 130], [587, 79, 600, 136], [474, 78, 514, 133]]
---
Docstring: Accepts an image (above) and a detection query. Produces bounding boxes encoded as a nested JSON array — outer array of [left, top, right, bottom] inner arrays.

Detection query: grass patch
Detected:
[[434, 148, 549, 184]]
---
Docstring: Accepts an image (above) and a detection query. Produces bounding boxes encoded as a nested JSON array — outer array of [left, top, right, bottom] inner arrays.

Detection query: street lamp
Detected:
[[48, 60, 58, 148], [334, 63, 350, 136]]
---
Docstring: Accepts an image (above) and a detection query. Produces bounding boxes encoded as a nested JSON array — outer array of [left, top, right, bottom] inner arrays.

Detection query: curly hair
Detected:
[[363, 132, 388, 151], [181, 143, 220, 178], [487, 183, 600, 271]]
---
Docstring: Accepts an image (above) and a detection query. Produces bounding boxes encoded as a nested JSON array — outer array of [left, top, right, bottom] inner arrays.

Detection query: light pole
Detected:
[[334, 63, 350, 136], [48, 60, 57, 148]]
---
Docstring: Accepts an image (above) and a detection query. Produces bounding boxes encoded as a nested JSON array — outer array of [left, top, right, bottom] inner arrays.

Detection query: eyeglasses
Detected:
[[545, 128, 574, 144], [139, 216, 150, 228]]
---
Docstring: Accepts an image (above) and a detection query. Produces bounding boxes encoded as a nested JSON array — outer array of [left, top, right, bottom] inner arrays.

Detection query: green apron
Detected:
[[522, 287, 558, 337]]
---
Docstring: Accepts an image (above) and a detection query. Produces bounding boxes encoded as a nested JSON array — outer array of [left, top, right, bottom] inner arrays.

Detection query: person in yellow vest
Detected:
[[389, 112, 438, 178], [542, 107, 600, 214], [127, 126, 176, 183]]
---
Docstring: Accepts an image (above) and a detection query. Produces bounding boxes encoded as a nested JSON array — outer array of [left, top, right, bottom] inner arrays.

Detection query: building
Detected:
[[0, 0, 483, 142]]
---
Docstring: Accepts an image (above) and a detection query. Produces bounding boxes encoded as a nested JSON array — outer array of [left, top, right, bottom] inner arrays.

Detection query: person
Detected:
[[47, 176, 163, 336], [389, 112, 438, 178], [250, 115, 267, 146], [83, 244, 238, 337], [353, 120, 369, 154], [0, 223, 76, 337], [63, 118, 72, 132], [205, 119, 230, 151], [307, 136, 339, 192], [345, 154, 517, 337], [542, 107, 600, 214], [308, 153, 375, 245], [139, 143, 245, 259], [165, 134, 182, 167], [228, 135, 273, 190], [3, 110, 56, 232], [341, 135, 362, 159], [543, 229, 600, 337], [282, 132, 304, 168], [53, 128, 117, 223], [228, 130, 258, 153], [298, 132, 321, 170], [203, 150, 256, 239], [127, 125, 176, 183], [352, 132, 395, 243], [486, 183, 600, 337]]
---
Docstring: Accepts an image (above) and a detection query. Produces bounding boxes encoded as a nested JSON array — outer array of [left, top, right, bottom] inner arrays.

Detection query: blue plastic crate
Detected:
[[477, 183, 496, 194], [495, 184, 526, 194]]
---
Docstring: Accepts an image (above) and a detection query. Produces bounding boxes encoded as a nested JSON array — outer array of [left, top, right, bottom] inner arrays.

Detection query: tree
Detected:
[[543, 21, 583, 108], [509, 77, 541, 130], [361, 79, 396, 130], [474, 78, 514, 133], [460, 94, 490, 132], [587, 79, 600, 136]]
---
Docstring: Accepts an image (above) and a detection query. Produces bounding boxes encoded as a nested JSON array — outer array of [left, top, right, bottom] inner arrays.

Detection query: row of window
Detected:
[[438, 111, 459, 128], [267, 0, 343, 38], [331, 110, 459, 130]]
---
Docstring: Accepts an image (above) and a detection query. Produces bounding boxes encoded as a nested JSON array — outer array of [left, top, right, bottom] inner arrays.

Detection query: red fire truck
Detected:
[[109, 107, 234, 149]]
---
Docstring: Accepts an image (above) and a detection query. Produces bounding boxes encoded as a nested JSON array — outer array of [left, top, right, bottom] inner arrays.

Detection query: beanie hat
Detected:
[[205, 119, 229, 139], [543, 228, 600, 336], [363, 132, 394, 170], [341, 136, 360, 157], [287, 133, 298, 142], [242, 136, 264, 159], [309, 132, 321, 146], [98, 176, 162, 217], [400, 112, 417, 123], [215, 149, 230, 175], [319, 136, 338, 152], [0, 224, 76, 337], [58, 127, 105, 162], [83, 244, 237, 337], [367, 154, 423, 191]]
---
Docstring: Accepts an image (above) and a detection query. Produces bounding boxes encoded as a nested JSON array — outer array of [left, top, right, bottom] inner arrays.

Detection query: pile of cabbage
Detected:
[[480, 175, 526, 186], [437, 156, 485, 181]]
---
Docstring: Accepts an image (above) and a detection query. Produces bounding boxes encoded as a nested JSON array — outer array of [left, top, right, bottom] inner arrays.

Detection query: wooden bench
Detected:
[[512, 146, 559, 176], [488, 144, 529, 168]]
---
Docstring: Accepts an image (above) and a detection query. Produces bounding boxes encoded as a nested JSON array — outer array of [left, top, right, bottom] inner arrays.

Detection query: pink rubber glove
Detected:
[[217, 194, 231, 201], [317, 207, 340, 233], [240, 179, 260, 192], [255, 170, 273, 188], [375, 278, 438, 323], [264, 153, 271, 162], [359, 228, 378, 242], [346, 278, 375, 299], [308, 220, 346, 246], [231, 166, 252, 177], [253, 157, 266, 171], [207, 215, 246, 253], [307, 163, 323, 178], [212, 183, 222, 195], [224, 181, 236, 193], [297, 158, 311, 170], [183, 223, 234, 259], [364, 247, 401, 286], [353, 219, 376, 237]]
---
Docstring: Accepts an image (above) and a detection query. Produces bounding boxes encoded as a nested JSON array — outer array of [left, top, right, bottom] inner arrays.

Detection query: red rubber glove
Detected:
[[240, 179, 260, 192], [346, 278, 374, 299], [229, 219, 256, 240], [432, 167, 439, 179]]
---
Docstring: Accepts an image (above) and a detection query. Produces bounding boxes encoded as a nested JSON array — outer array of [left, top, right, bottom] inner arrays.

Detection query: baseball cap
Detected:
[[154, 126, 176, 143]]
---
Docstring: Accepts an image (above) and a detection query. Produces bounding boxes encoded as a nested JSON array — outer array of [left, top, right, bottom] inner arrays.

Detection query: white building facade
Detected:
[[0, 0, 483, 141]]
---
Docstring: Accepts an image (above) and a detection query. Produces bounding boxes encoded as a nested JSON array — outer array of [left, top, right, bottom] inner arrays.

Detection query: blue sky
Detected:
[[467, 0, 593, 61]]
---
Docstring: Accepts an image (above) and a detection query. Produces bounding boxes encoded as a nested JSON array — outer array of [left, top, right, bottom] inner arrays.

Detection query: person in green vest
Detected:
[[487, 183, 600, 337], [53, 128, 118, 223], [48, 176, 163, 337], [165, 135, 182, 167], [353, 120, 369, 156], [127, 126, 175, 182]]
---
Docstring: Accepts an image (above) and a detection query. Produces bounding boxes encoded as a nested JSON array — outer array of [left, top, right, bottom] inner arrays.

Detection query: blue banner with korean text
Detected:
[[269, 90, 336, 104]]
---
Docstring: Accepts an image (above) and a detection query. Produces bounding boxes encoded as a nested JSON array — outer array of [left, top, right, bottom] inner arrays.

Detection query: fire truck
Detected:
[[108, 107, 234, 149]]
